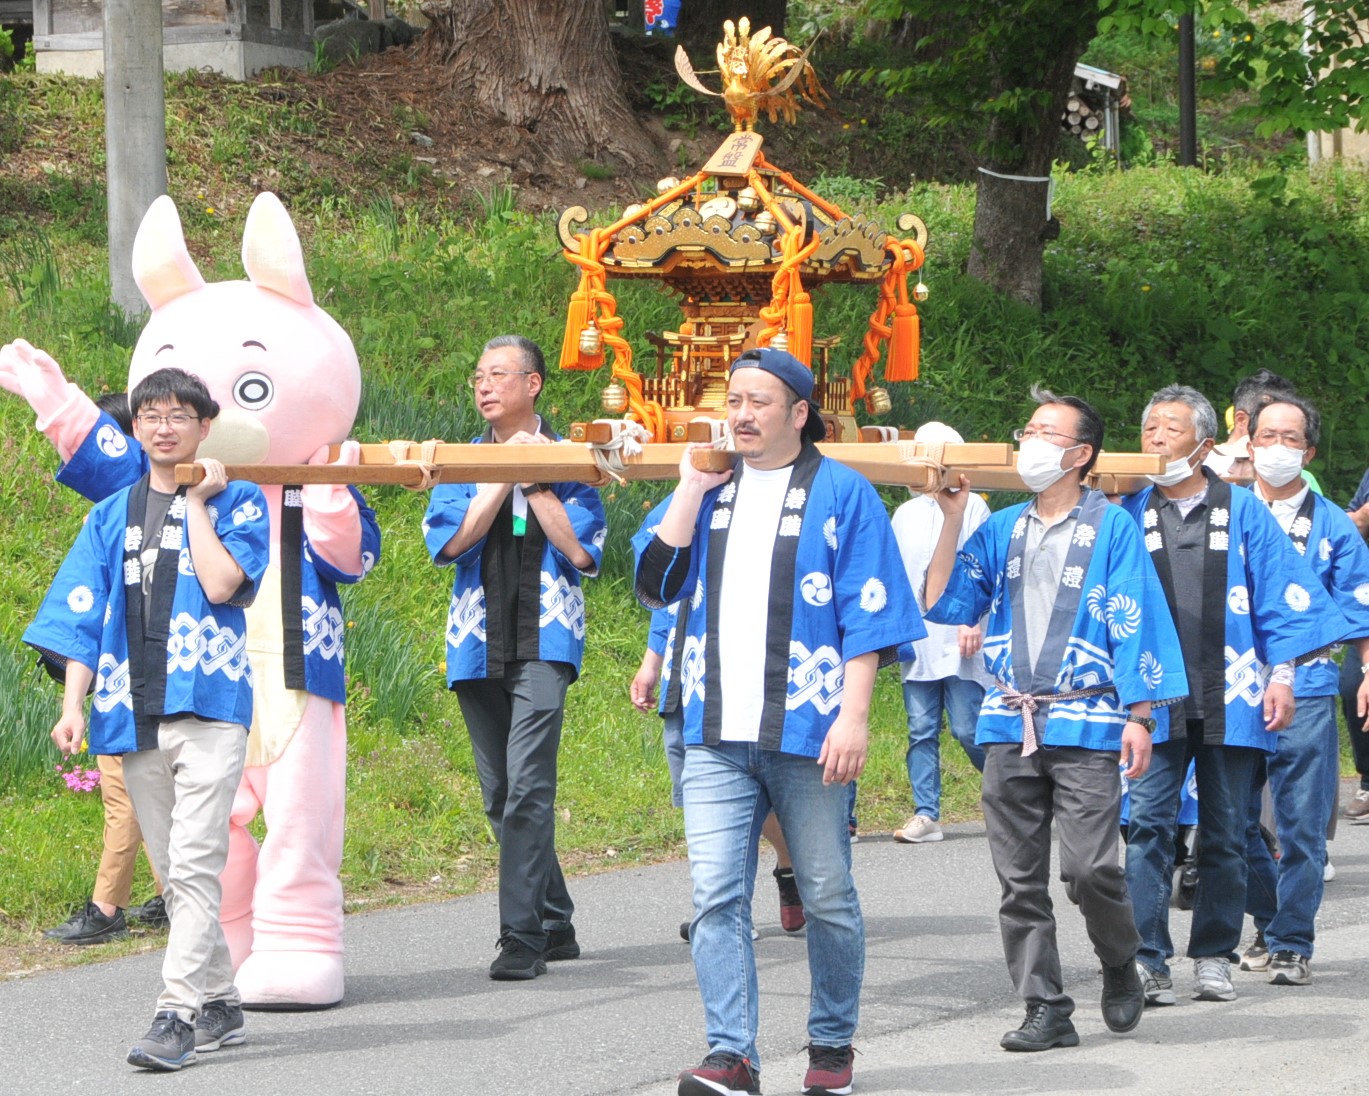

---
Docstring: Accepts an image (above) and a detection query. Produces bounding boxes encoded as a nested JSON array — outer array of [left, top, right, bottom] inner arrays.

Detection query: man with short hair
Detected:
[[1239, 395, 1369, 985], [636, 347, 920, 1096], [889, 421, 990, 845], [1121, 384, 1348, 1006], [26, 367, 270, 1071], [924, 386, 1187, 1053], [424, 335, 606, 981]]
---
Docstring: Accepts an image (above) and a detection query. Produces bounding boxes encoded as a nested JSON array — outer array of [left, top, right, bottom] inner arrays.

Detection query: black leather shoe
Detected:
[[43, 902, 128, 945], [1000, 1002, 1079, 1052], [128, 894, 170, 930], [1101, 957, 1144, 1032]]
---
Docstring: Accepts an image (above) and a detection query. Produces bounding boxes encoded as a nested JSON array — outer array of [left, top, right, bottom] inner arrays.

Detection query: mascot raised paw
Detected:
[[0, 193, 379, 1009]]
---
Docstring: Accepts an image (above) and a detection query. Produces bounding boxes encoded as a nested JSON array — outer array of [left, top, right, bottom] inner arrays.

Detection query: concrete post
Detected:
[[104, 0, 167, 317]]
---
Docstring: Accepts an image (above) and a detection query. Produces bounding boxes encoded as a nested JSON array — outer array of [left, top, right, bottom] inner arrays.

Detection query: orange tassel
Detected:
[[561, 287, 591, 370], [886, 303, 920, 382], [788, 291, 813, 365]]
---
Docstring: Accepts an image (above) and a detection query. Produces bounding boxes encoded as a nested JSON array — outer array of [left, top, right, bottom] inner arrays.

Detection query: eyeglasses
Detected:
[[1251, 430, 1306, 447], [466, 369, 537, 389], [1013, 427, 1080, 444], [136, 412, 199, 429]]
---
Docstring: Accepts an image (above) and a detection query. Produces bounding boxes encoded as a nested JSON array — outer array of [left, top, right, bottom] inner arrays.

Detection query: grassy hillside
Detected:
[[2, 43, 1369, 959]]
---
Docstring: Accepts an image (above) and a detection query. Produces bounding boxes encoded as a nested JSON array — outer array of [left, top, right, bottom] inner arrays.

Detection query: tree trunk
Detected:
[[417, 0, 659, 171], [677, 0, 788, 56], [965, 18, 1096, 308]]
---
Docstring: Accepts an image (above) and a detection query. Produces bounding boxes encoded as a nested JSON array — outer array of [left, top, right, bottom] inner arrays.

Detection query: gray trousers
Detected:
[[981, 743, 1140, 1012], [454, 660, 574, 950], [122, 717, 246, 1020]]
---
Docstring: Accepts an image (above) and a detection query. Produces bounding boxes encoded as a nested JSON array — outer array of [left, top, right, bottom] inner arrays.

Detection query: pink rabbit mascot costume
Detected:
[[0, 193, 380, 1009]]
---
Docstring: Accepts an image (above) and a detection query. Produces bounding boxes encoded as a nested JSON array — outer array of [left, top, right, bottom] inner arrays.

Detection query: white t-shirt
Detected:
[[890, 491, 994, 685], [717, 465, 794, 741]]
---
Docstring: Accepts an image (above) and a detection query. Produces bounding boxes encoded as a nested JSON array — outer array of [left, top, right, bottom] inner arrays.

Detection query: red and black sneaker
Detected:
[[773, 867, 806, 934], [677, 1051, 761, 1096], [802, 1043, 855, 1096]]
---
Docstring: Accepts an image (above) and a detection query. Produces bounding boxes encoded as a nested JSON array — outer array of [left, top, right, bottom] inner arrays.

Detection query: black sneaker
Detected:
[[194, 999, 246, 1051], [43, 902, 127, 945], [803, 1043, 855, 1095], [127, 1011, 196, 1072], [999, 1002, 1080, 1052], [489, 933, 547, 981], [677, 1051, 760, 1096], [128, 894, 170, 930], [543, 924, 581, 962], [680, 920, 692, 942]]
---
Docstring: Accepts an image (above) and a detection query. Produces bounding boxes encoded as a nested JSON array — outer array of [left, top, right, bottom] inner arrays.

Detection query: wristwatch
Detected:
[[521, 482, 548, 496], [1126, 715, 1157, 734]]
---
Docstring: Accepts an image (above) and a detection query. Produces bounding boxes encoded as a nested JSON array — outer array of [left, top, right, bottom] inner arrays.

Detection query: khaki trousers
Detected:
[[91, 754, 161, 909]]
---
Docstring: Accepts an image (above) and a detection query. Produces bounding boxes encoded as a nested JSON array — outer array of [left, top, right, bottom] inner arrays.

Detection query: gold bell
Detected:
[[579, 323, 603, 356], [769, 330, 789, 352], [913, 281, 929, 302], [754, 209, 777, 235], [601, 381, 629, 414], [866, 386, 892, 416], [656, 176, 680, 194], [737, 186, 760, 212]]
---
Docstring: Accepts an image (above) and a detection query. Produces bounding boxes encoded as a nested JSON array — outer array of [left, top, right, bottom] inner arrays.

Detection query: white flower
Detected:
[[1319, 537, 1332, 562], [859, 577, 887, 613], [1355, 583, 1369, 607], [67, 585, 94, 614], [1284, 582, 1311, 613], [1139, 650, 1163, 689]]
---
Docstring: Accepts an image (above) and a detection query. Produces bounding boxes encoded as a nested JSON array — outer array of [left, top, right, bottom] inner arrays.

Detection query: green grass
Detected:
[[3, 58, 1369, 945]]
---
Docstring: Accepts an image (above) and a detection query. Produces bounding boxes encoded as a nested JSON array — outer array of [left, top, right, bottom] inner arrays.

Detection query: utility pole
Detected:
[[1177, 12, 1197, 166], [104, 0, 167, 317]]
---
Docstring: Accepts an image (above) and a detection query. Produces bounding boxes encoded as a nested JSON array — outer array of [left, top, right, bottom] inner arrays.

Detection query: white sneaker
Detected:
[[1324, 858, 1336, 883], [1193, 956, 1236, 1002], [894, 815, 944, 844]]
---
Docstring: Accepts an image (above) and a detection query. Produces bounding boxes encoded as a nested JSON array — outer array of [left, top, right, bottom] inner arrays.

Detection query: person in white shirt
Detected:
[[889, 422, 992, 845]]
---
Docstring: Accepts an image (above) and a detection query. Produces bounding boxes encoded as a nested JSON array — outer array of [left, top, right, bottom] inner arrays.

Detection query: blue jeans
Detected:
[[1126, 731, 1264, 974], [681, 742, 863, 1069], [903, 677, 986, 820], [662, 709, 685, 809], [1245, 695, 1339, 958]]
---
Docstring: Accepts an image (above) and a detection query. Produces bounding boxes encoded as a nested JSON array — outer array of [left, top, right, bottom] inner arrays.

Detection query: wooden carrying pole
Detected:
[[174, 440, 1164, 494]]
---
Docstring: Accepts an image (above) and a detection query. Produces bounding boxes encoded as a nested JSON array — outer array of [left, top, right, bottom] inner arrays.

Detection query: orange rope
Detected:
[[849, 236, 926, 407]]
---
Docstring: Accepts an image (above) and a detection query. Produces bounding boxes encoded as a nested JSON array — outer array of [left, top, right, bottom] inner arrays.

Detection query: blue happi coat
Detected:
[[926, 490, 1189, 752], [25, 477, 271, 754], [1273, 491, 1369, 697], [55, 410, 381, 704], [633, 443, 923, 759], [422, 428, 607, 683], [1120, 475, 1351, 748]]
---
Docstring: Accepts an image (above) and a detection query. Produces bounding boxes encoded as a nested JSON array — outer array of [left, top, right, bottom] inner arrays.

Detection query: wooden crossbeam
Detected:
[[174, 439, 1164, 495]]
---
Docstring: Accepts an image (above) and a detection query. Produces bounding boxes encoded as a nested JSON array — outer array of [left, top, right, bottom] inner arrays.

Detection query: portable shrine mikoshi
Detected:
[[176, 18, 1168, 496]]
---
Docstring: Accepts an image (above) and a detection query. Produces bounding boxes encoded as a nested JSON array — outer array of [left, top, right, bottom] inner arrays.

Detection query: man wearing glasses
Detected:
[[1238, 395, 1369, 986], [923, 385, 1188, 1052], [1120, 384, 1349, 1007], [423, 335, 607, 980]]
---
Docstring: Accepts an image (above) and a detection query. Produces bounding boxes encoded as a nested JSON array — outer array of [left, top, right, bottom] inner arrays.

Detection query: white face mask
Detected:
[[1018, 437, 1079, 493], [1253, 444, 1306, 489], [1147, 442, 1204, 488]]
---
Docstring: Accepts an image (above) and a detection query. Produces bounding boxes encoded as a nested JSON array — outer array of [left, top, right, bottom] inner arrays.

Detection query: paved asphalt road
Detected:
[[6, 784, 1369, 1095]]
